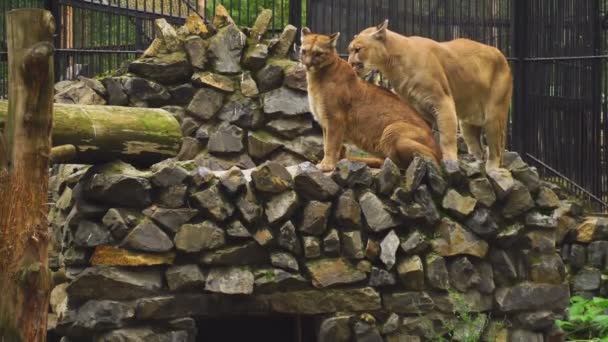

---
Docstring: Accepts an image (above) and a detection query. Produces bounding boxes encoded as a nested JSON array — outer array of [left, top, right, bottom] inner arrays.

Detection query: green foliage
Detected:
[[556, 295, 608, 342]]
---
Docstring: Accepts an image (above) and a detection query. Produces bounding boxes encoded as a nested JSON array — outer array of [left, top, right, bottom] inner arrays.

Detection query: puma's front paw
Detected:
[[316, 160, 337, 172]]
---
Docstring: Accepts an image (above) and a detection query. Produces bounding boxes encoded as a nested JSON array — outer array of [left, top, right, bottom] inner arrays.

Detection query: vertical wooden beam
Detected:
[[0, 8, 55, 342]]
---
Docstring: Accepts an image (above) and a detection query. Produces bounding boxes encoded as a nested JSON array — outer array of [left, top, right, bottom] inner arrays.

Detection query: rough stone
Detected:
[[368, 267, 396, 287], [536, 186, 560, 208], [96, 328, 189, 342], [191, 183, 235, 221], [67, 267, 163, 300], [272, 24, 298, 58], [402, 156, 427, 194], [318, 315, 352, 342], [525, 211, 558, 229], [359, 192, 401, 232], [253, 227, 275, 247], [512, 166, 541, 193], [226, 219, 250, 238], [354, 321, 383, 342], [165, 264, 205, 291], [425, 254, 449, 290], [262, 87, 310, 117], [217, 92, 262, 129], [587, 240, 608, 268], [502, 180, 535, 218], [149, 164, 189, 189], [396, 255, 425, 290], [71, 300, 134, 333], [380, 230, 400, 270], [122, 219, 173, 253], [101, 77, 128, 106], [247, 131, 283, 159], [342, 231, 365, 259], [284, 63, 307, 91], [267, 117, 314, 139], [522, 230, 555, 253], [303, 236, 321, 258], [208, 24, 246, 74], [63, 247, 90, 267], [207, 123, 244, 154], [305, 258, 366, 288], [240, 71, 259, 97], [487, 168, 515, 199], [54, 81, 107, 105], [333, 160, 373, 188], [515, 311, 556, 331], [74, 220, 112, 247], [489, 250, 517, 286], [184, 35, 207, 69], [254, 268, 309, 293], [465, 208, 499, 237], [205, 267, 254, 294], [375, 158, 401, 195], [186, 87, 225, 120], [83, 162, 152, 208], [425, 160, 447, 196], [527, 252, 565, 284], [469, 177, 497, 207], [383, 292, 434, 314], [448, 257, 480, 292], [255, 64, 285, 93], [270, 252, 299, 272], [323, 229, 341, 257], [176, 137, 202, 161], [266, 287, 381, 314], [413, 185, 440, 225], [277, 221, 302, 255], [294, 162, 340, 201], [218, 168, 246, 195], [265, 191, 299, 224], [200, 241, 269, 265], [243, 43, 268, 70], [432, 218, 488, 258], [576, 217, 608, 242], [236, 183, 263, 224], [494, 282, 570, 312], [251, 161, 293, 193], [174, 221, 225, 253], [442, 189, 477, 217], [181, 117, 200, 137], [129, 52, 193, 84], [90, 246, 174, 267], [334, 189, 362, 228], [400, 230, 429, 254], [476, 261, 495, 294], [572, 267, 602, 292], [300, 201, 331, 235]]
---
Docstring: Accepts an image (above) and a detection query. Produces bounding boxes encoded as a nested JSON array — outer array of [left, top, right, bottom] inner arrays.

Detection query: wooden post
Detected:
[[0, 8, 55, 342]]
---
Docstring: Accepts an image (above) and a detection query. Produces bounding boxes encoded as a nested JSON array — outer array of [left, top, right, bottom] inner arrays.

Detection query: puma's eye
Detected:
[[300, 49, 307, 55], [354, 47, 361, 53], [314, 51, 322, 57]]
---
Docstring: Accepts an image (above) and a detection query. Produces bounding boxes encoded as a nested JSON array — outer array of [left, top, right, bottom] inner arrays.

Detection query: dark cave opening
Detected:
[[195, 315, 317, 342]]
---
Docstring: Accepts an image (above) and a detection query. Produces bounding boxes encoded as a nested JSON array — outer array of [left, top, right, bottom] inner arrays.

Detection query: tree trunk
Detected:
[[0, 100, 182, 166], [0, 9, 55, 342]]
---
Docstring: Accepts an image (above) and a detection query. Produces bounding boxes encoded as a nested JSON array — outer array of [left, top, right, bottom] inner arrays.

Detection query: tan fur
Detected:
[[300, 28, 441, 172], [348, 20, 513, 170]]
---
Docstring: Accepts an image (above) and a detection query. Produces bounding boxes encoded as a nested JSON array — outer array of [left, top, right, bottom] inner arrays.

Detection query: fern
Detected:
[[558, 295, 608, 340]]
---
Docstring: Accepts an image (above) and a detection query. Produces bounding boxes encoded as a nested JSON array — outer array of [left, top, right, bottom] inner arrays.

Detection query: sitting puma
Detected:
[[300, 28, 440, 172], [348, 20, 513, 171]]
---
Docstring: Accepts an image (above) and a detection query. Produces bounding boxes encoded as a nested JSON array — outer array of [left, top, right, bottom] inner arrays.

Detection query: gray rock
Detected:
[[176, 137, 202, 161], [487, 168, 515, 199], [318, 315, 352, 342], [494, 282, 570, 312], [265, 191, 299, 224], [278, 221, 302, 255], [208, 24, 246, 74], [54, 81, 107, 105], [294, 162, 340, 201], [284, 63, 307, 91], [359, 192, 401, 232], [476, 261, 495, 294], [101, 77, 128, 106], [448, 257, 480, 292], [217, 92, 261, 128], [375, 158, 401, 195], [184, 35, 207, 69], [195, 124, 212, 142], [186, 87, 225, 120], [266, 287, 381, 314], [354, 321, 383, 342], [247, 131, 283, 159], [469, 177, 496, 207], [67, 267, 163, 300], [208, 123, 244, 154], [305, 258, 366, 288], [174, 221, 225, 252], [191, 183, 235, 221], [303, 236, 321, 258], [402, 156, 427, 194], [400, 230, 429, 254], [181, 117, 200, 137], [74, 220, 113, 247], [323, 229, 341, 257], [168, 83, 195, 106], [572, 267, 602, 292], [150, 163, 189, 188], [527, 252, 565, 284], [587, 241, 608, 268], [465, 208, 499, 237], [83, 161, 152, 208], [459, 159, 482, 177], [442, 189, 477, 217], [431, 218, 488, 258], [270, 252, 299, 272], [72, 300, 134, 332], [299, 201, 331, 235], [63, 247, 90, 266], [97, 328, 189, 342], [342, 231, 364, 259], [267, 117, 314, 139], [522, 230, 555, 253], [268, 150, 310, 168], [251, 161, 293, 193], [525, 211, 557, 228], [226, 219, 251, 238], [283, 134, 324, 162], [381, 313, 401, 335], [165, 264, 206, 291], [236, 183, 263, 224], [200, 241, 268, 265], [425, 159, 447, 196], [425, 254, 449, 290], [255, 64, 285, 93], [128, 52, 193, 84], [124, 219, 173, 252], [272, 24, 298, 58], [219, 168, 246, 195], [383, 292, 434, 314], [495, 222, 525, 247], [508, 330, 544, 342], [205, 267, 254, 294], [368, 267, 396, 287], [162, 105, 186, 123], [334, 189, 362, 228], [515, 311, 555, 331], [413, 185, 440, 225], [262, 87, 309, 115], [380, 230, 400, 270], [158, 185, 187, 209], [333, 160, 373, 188], [254, 268, 309, 293], [396, 255, 425, 290], [536, 186, 560, 208], [243, 43, 268, 70], [512, 166, 541, 193], [489, 249, 518, 285], [240, 71, 259, 97], [502, 180, 535, 218]]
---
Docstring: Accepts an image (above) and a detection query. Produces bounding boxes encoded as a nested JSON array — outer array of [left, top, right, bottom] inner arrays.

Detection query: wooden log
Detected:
[[0, 100, 182, 166], [0, 9, 55, 342]]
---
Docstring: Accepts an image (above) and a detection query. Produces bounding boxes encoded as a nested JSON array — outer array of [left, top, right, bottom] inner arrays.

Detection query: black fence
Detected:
[[1, 0, 607, 211]]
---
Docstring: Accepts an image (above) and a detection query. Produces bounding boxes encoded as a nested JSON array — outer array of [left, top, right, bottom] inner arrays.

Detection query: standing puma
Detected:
[[348, 20, 513, 171], [300, 28, 440, 172]]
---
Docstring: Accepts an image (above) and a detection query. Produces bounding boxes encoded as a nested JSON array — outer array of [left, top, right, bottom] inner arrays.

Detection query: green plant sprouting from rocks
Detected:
[[556, 296, 608, 342]]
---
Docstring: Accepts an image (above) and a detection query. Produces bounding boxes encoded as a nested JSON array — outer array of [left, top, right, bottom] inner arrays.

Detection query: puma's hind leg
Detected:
[[461, 122, 484, 160], [389, 136, 441, 169]]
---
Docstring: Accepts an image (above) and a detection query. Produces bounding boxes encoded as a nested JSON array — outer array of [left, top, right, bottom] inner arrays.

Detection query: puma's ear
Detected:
[[301, 27, 312, 43], [372, 19, 388, 40], [328, 32, 340, 48]]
